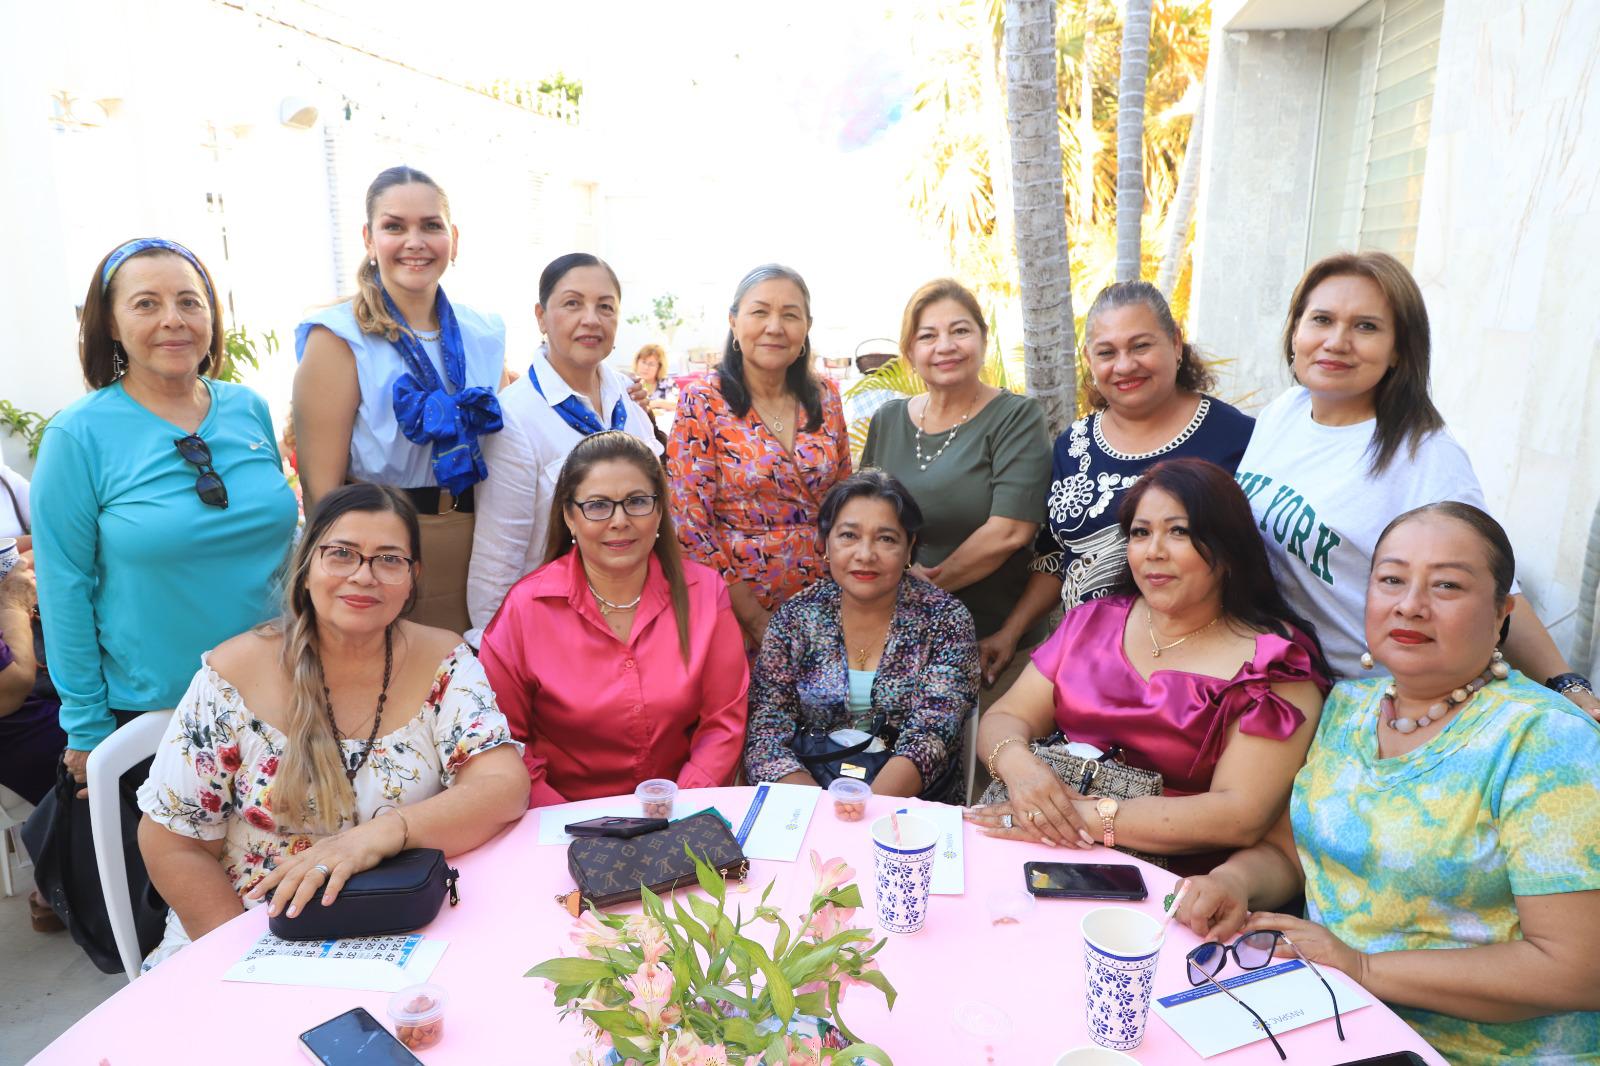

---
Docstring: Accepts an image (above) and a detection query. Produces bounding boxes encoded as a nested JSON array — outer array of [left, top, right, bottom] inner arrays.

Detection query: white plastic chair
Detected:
[[963, 704, 980, 804], [0, 783, 35, 897], [86, 710, 172, 983]]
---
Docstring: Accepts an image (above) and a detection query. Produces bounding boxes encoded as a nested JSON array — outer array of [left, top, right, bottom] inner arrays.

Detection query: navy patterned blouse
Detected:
[[744, 575, 979, 804]]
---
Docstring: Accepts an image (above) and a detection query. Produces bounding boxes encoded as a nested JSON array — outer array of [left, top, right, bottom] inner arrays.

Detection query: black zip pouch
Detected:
[[268, 848, 460, 941]]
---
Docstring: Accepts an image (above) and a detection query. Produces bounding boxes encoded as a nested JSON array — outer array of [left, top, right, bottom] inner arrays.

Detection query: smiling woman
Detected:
[[294, 166, 509, 635], [479, 432, 749, 806], [28, 237, 298, 959]]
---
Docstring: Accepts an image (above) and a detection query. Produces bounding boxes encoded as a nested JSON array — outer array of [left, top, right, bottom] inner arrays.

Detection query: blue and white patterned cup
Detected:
[[1081, 906, 1165, 1051], [870, 813, 938, 934]]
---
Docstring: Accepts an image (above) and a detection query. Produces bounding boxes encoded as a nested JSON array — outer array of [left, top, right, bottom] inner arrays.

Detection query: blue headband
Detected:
[[101, 238, 215, 303]]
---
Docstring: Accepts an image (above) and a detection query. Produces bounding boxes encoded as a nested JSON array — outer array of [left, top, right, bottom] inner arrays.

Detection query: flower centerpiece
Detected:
[[529, 849, 897, 1065]]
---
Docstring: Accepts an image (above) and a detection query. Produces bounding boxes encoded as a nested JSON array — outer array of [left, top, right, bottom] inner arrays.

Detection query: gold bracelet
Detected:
[[987, 736, 1026, 781], [383, 807, 410, 851]]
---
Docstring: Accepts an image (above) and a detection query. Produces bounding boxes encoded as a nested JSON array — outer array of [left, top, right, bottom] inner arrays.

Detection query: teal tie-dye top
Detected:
[[1291, 673, 1600, 1065]]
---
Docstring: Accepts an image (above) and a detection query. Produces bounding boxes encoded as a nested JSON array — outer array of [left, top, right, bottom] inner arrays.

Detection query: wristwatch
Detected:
[[1545, 672, 1594, 696], [1095, 798, 1119, 848]]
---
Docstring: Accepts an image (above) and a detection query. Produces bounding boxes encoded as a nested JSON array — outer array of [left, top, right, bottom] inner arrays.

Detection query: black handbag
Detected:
[[21, 755, 168, 975], [790, 713, 895, 789], [268, 848, 460, 941], [557, 810, 749, 914]]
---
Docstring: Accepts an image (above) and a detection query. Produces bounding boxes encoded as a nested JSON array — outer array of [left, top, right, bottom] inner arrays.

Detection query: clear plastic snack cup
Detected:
[[388, 982, 447, 1051], [636, 778, 678, 819], [827, 777, 871, 821]]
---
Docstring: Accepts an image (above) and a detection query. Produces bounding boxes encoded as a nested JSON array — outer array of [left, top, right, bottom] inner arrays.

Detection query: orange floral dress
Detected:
[[666, 377, 851, 610]]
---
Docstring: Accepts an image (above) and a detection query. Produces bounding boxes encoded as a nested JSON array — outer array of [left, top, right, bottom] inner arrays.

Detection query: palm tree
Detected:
[[1114, 0, 1154, 281], [1157, 75, 1205, 297], [1002, 0, 1076, 434]]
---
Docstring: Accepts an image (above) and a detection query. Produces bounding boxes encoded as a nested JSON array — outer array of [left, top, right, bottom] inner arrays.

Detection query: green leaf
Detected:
[[835, 1043, 895, 1066], [771, 915, 793, 962], [525, 957, 616, 984], [853, 966, 899, 1010], [737, 935, 795, 1024], [830, 884, 863, 910], [583, 1008, 647, 1038], [793, 991, 830, 1016], [701, 984, 753, 1011], [720, 1016, 760, 1050], [691, 845, 727, 904], [610, 1034, 647, 1061]]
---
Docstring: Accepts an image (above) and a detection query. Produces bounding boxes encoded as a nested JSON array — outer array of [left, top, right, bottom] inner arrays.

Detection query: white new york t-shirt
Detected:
[[1235, 387, 1494, 678]]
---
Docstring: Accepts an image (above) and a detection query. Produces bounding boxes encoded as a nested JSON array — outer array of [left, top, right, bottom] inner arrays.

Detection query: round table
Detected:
[[31, 788, 1444, 1064]]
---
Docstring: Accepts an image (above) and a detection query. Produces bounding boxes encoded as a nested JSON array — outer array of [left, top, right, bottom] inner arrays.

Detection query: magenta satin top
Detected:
[[1031, 596, 1329, 796]]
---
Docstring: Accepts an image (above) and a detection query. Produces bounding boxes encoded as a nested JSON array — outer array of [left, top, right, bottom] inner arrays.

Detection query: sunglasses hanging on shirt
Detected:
[[174, 434, 229, 509]]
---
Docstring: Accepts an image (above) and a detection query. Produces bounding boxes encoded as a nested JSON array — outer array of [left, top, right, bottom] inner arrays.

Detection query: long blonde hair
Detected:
[[543, 432, 692, 661], [351, 166, 453, 342], [268, 484, 421, 833]]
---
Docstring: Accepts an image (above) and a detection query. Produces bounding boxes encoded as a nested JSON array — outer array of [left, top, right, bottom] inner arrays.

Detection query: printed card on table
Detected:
[[1150, 959, 1371, 1057], [734, 782, 819, 862], [536, 797, 641, 846], [897, 804, 965, 895], [224, 932, 447, 991]]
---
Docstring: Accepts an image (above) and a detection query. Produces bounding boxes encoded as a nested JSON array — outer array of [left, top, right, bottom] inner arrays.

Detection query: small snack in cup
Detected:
[[388, 983, 447, 1051], [827, 777, 870, 821], [636, 778, 677, 819]]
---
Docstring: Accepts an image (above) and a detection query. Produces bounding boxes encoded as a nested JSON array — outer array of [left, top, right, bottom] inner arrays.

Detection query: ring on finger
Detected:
[[1027, 810, 1040, 823], [310, 863, 331, 878], [1000, 813, 1013, 830]]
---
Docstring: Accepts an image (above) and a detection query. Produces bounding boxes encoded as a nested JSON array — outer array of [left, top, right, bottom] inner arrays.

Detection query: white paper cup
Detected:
[[1081, 906, 1164, 1051], [1054, 1047, 1142, 1065], [869, 812, 938, 934], [0, 539, 17, 579]]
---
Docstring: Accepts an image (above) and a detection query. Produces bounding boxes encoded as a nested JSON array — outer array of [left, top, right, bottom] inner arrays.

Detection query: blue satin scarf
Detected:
[[528, 345, 627, 436], [385, 288, 503, 495]]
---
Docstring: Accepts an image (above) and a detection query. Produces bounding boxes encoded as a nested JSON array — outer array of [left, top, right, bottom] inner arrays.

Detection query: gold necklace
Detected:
[[752, 396, 792, 433], [1145, 602, 1222, 658]]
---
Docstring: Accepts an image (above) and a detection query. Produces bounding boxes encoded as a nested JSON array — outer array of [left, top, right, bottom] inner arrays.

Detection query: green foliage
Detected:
[[215, 325, 277, 385], [0, 400, 52, 460], [529, 848, 895, 1064], [628, 293, 685, 335], [476, 74, 583, 121]]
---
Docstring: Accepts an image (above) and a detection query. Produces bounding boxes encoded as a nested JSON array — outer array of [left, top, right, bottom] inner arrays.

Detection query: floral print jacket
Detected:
[[744, 576, 979, 803], [137, 645, 519, 898]]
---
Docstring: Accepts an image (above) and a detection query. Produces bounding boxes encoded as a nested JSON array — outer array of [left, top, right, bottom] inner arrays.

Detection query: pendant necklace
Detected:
[[320, 624, 393, 782], [913, 393, 977, 470], [753, 397, 791, 434], [1146, 603, 1221, 658]]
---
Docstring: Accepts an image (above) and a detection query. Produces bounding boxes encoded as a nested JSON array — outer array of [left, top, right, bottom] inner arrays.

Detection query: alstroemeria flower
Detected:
[[693, 1044, 731, 1066], [809, 851, 854, 896], [805, 903, 856, 941], [623, 961, 674, 1028], [784, 1035, 826, 1066], [637, 918, 671, 966], [569, 910, 623, 953]]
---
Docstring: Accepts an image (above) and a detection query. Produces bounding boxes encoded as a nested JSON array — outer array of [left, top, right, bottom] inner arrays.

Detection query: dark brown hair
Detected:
[[79, 244, 224, 390], [1083, 280, 1214, 410], [1375, 501, 1516, 644], [1110, 458, 1333, 680], [544, 431, 690, 660], [1282, 251, 1443, 475]]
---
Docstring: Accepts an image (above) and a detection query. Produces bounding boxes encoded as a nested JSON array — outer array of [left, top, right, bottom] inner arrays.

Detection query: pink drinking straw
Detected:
[[890, 811, 903, 845]]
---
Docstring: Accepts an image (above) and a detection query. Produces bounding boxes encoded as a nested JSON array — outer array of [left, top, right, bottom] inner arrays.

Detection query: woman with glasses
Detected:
[[666, 264, 851, 649], [1176, 503, 1600, 1065], [479, 432, 748, 805], [32, 238, 298, 798], [964, 460, 1330, 875], [467, 253, 658, 642], [137, 484, 528, 968]]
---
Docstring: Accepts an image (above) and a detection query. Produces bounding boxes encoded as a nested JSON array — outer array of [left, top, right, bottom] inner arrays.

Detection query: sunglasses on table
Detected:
[[1185, 929, 1345, 1061], [571, 493, 660, 522], [174, 434, 228, 509], [316, 545, 415, 584]]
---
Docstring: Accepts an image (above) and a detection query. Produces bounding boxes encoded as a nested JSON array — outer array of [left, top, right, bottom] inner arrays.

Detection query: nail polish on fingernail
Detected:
[[1079, 830, 1094, 844], [286, 905, 297, 918]]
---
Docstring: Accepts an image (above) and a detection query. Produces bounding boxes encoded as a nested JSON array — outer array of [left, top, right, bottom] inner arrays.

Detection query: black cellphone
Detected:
[[1331, 1055, 1428, 1066], [564, 815, 670, 838], [1023, 861, 1149, 900], [298, 1007, 423, 1065]]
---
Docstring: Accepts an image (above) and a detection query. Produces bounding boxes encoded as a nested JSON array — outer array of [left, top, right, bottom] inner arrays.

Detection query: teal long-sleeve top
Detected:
[[33, 379, 299, 750]]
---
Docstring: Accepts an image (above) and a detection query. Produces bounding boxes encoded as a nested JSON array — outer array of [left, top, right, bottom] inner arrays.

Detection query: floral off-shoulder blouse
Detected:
[[137, 644, 519, 899]]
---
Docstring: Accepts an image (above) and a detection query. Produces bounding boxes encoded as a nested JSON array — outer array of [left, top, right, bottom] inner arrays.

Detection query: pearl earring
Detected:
[[1360, 651, 1374, 670]]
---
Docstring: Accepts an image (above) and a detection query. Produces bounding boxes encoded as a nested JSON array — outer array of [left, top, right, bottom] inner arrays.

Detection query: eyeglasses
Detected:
[[174, 435, 228, 509], [1185, 929, 1345, 1060], [316, 544, 414, 585], [571, 494, 659, 522]]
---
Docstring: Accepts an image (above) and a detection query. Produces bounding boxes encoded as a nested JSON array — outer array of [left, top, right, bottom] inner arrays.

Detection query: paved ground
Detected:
[[0, 881, 124, 1065]]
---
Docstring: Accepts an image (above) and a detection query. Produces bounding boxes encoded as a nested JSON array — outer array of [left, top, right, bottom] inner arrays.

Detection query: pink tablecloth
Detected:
[[33, 788, 1444, 1065]]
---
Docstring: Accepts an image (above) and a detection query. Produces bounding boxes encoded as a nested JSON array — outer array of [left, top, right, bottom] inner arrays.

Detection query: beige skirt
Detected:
[[409, 510, 474, 634]]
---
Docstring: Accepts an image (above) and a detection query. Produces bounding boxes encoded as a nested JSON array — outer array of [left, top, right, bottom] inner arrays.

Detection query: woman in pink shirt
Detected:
[[478, 431, 749, 805]]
